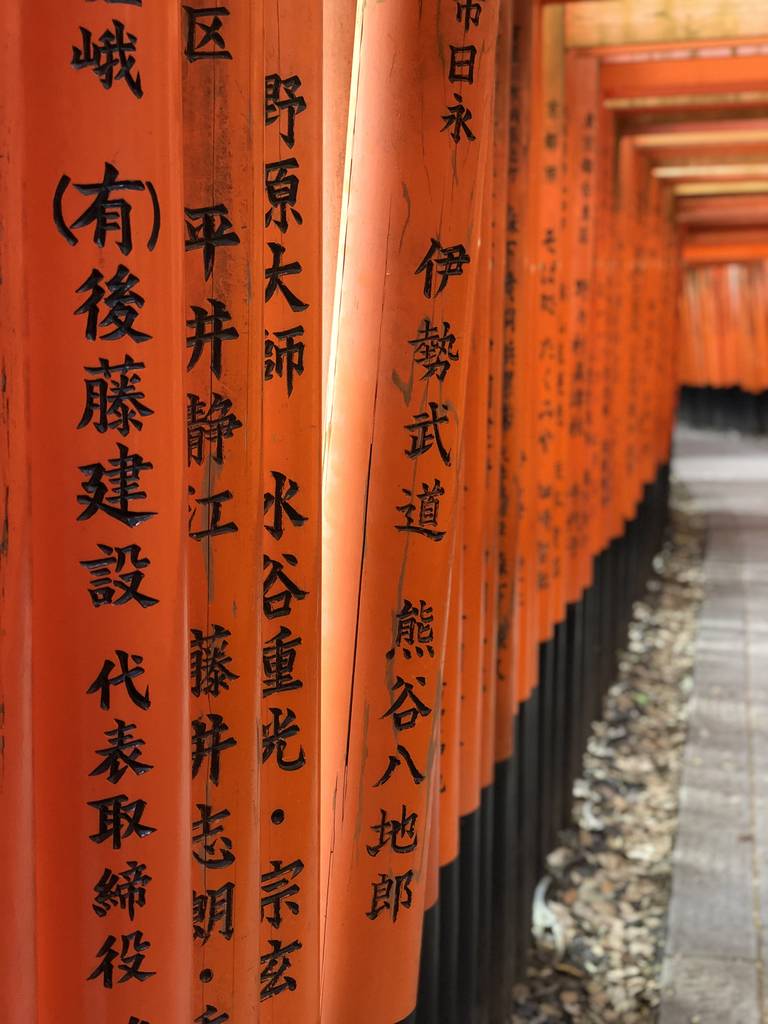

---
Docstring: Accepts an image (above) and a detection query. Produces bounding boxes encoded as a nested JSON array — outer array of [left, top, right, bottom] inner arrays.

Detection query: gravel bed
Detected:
[[509, 484, 705, 1023]]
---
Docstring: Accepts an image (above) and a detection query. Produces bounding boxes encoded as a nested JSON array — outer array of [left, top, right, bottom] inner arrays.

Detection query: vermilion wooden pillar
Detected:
[[483, 0, 513, 803], [458, 199, 491, 1023], [608, 126, 624, 550], [322, 0, 499, 1018], [569, 54, 606, 598], [662, 191, 681, 455], [564, 52, 599, 603], [640, 172, 662, 490], [591, 100, 618, 560], [441, 527, 464, 879], [182, 3, 263, 1020], [26, 4, 190, 1022], [535, 3, 566, 644], [496, 0, 527, 769], [516, 0, 542, 708], [0, 4, 35, 1021], [504, 0, 536, 717], [658, 185, 677, 470], [680, 260, 768, 394], [322, 0, 356, 407], [517, 1, 566, 708], [262, 2, 322, 1020], [616, 137, 644, 530]]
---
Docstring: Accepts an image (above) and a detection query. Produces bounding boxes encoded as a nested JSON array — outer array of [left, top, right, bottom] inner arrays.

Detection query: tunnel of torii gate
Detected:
[[1, 1, 767, 1023]]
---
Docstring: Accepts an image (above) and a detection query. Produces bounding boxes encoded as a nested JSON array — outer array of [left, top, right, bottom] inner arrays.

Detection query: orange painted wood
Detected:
[[496, 0, 524, 761], [261, 2, 322, 1019], [423, 766, 442, 921], [619, 139, 645, 524], [464, 120, 501, 816], [591, 100, 619, 555], [322, 0, 356, 407], [638, 177, 657, 489], [560, 66, 581, 610], [553, 32, 574, 627], [319, 4, 358, 954], [26, 4, 190, 1022], [439, 506, 464, 874], [553, 69, 574, 617], [683, 227, 768, 246], [519, 0, 548, 677], [481, 8, 513, 791], [182, 5, 263, 1018], [609, 140, 630, 541], [564, 52, 600, 602], [321, 0, 499, 1017], [658, 187, 680, 465], [602, 54, 768, 100], [504, 0, 540, 706], [680, 260, 768, 392], [683, 239, 768, 263], [577, 37, 768, 59], [634, 117, 768, 137], [581, 91, 605, 573], [531, 3, 566, 642], [646, 166, 677, 490], [611, 137, 633, 536], [677, 198, 768, 229], [645, 177, 670, 486], [0, 5, 35, 1020], [459, 118, 497, 830], [460, 211, 491, 822]]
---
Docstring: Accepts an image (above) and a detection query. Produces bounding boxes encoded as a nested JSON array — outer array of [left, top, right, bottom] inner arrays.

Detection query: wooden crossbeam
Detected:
[[675, 180, 768, 195], [605, 92, 768, 110], [602, 55, 768, 99], [654, 163, 768, 179], [676, 195, 768, 225], [634, 128, 768, 148], [565, 1, 768, 49]]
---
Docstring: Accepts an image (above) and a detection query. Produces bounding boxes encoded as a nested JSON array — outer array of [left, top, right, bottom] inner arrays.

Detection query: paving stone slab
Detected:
[[666, 830, 757, 960], [678, 762, 751, 805], [659, 955, 761, 1024]]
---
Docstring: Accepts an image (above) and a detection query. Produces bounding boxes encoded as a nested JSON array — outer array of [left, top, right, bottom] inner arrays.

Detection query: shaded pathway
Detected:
[[660, 426, 768, 1024]]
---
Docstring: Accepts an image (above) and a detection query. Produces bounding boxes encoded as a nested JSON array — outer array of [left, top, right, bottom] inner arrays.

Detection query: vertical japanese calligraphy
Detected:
[[533, 5, 565, 642], [486, 7, 515, 1012], [0, 6, 712, 1024], [182, 2, 263, 1020], [24, 3, 190, 1021], [261, 2, 321, 1020], [503, 0, 536, 734], [564, 53, 599, 606], [322, 1, 499, 1021]]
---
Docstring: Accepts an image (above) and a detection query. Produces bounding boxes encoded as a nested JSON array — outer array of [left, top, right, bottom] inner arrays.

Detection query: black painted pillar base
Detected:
[[410, 461, 670, 1024], [678, 385, 768, 435]]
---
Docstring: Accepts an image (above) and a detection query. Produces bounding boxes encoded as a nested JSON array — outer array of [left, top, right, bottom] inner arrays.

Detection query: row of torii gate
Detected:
[[1, 2, 766, 1023]]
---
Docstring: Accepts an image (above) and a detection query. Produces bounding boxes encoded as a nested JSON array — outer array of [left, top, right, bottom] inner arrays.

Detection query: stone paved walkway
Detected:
[[660, 426, 768, 1024]]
